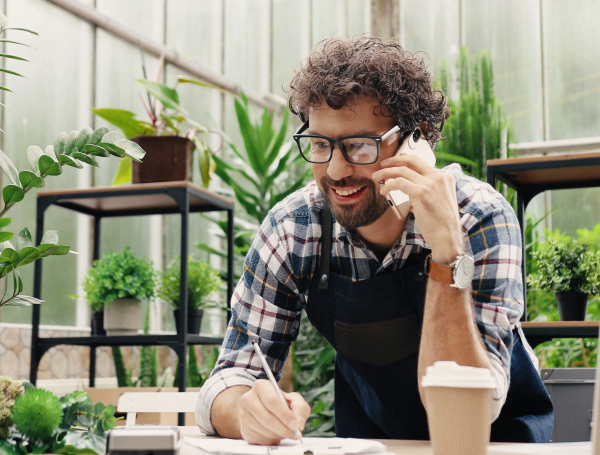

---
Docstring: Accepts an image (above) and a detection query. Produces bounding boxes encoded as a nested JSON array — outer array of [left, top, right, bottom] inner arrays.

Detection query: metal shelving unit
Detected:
[[487, 152, 600, 340], [29, 181, 234, 424]]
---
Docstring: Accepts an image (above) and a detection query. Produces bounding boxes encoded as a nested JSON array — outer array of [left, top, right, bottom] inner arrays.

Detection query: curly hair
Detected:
[[286, 36, 449, 146]]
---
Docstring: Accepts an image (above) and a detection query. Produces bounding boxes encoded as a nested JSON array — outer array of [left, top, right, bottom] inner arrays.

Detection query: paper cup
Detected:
[[421, 361, 497, 455]]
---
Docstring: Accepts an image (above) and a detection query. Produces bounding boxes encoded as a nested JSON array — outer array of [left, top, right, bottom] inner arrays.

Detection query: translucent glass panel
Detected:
[[272, 0, 309, 98], [94, 5, 164, 318], [547, 188, 600, 236], [311, 0, 346, 46], [346, 0, 371, 38], [545, 0, 600, 141], [400, 0, 459, 71], [464, 0, 544, 143], [1, 0, 94, 325]]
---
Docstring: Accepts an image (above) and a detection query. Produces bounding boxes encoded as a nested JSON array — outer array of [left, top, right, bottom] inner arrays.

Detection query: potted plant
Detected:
[[89, 299, 106, 336], [157, 255, 224, 334], [83, 247, 156, 336], [528, 238, 600, 321], [92, 63, 223, 187]]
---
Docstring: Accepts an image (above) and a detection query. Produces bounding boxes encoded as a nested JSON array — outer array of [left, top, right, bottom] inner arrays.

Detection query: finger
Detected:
[[284, 392, 312, 431], [240, 407, 284, 445], [373, 165, 428, 192], [381, 153, 436, 176], [254, 381, 299, 433], [240, 386, 297, 440]]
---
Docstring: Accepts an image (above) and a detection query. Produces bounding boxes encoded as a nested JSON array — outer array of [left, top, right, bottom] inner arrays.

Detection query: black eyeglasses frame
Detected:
[[292, 121, 403, 165]]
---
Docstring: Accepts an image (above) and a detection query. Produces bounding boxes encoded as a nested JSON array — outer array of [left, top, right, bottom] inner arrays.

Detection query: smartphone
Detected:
[[382, 128, 436, 220]]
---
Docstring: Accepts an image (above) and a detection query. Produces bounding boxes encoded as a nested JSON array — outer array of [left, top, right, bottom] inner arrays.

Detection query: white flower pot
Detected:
[[104, 298, 142, 336]]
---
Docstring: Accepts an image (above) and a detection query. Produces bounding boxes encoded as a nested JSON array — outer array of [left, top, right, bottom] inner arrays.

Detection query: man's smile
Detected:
[[331, 185, 368, 199]]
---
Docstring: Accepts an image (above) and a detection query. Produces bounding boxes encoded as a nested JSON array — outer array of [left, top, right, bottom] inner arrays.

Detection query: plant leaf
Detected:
[[0, 231, 13, 243], [54, 131, 68, 155], [17, 246, 40, 266], [26, 145, 45, 173], [89, 126, 110, 145], [0, 247, 20, 265], [75, 127, 93, 151], [97, 142, 126, 157], [0, 218, 11, 229], [0, 53, 29, 62], [3, 28, 39, 35], [0, 149, 21, 186], [41, 229, 59, 245], [37, 244, 60, 257], [45, 145, 59, 162], [65, 130, 80, 155], [16, 227, 33, 250], [83, 144, 110, 157], [111, 157, 132, 186], [2, 185, 25, 205], [91, 108, 150, 139], [72, 152, 99, 167], [114, 139, 145, 162], [135, 79, 186, 113], [38, 155, 62, 176], [0, 67, 25, 78], [19, 170, 44, 188], [58, 154, 83, 169]]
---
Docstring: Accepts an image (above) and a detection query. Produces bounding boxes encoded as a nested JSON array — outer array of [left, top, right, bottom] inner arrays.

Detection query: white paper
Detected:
[[184, 437, 387, 455], [487, 441, 592, 455]]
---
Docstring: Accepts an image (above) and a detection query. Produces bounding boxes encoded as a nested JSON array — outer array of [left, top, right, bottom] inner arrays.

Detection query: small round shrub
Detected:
[[12, 389, 63, 441], [0, 375, 24, 438], [83, 246, 156, 309]]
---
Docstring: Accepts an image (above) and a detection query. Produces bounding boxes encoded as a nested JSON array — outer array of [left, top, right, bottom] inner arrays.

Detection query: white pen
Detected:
[[251, 340, 303, 443]]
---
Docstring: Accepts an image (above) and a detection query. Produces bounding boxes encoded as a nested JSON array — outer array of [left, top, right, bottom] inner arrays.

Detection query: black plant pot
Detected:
[[174, 308, 204, 335], [91, 311, 106, 336], [556, 291, 589, 321]]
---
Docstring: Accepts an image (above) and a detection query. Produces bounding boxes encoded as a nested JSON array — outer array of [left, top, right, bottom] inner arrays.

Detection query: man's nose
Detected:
[[327, 145, 354, 181]]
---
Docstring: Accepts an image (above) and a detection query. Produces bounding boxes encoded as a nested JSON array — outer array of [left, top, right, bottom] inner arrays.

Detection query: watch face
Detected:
[[455, 255, 475, 289]]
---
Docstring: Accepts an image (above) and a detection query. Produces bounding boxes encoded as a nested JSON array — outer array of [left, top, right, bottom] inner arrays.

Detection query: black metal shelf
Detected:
[[521, 322, 600, 348], [30, 181, 234, 425]]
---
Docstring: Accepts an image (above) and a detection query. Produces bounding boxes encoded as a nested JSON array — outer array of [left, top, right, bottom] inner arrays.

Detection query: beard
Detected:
[[319, 176, 389, 229]]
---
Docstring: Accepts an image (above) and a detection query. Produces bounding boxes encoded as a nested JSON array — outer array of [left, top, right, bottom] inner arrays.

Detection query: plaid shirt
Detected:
[[195, 164, 528, 434]]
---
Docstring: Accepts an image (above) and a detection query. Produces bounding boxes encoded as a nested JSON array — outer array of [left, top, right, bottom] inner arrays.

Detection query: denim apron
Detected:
[[304, 205, 553, 442]]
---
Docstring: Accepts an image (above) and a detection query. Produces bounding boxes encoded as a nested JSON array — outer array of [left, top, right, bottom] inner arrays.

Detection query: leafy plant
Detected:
[[436, 47, 515, 181], [92, 66, 224, 187], [0, 376, 24, 439], [527, 238, 600, 295], [82, 246, 156, 308], [0, 11, 146, 310], [0, 384, 118, 455], [157, 255, 224, 309]]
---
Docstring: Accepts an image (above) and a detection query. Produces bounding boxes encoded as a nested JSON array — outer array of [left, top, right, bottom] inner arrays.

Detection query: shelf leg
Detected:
[[517, 191, 527, 321], [227, 209, 234, 323], [89, 347, 96, 388]]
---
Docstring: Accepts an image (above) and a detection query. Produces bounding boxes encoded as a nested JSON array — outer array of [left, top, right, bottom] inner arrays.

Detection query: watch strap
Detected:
[[426, 256, 454, 285]]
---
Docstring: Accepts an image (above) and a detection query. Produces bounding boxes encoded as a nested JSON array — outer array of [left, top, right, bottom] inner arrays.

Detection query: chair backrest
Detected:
[[117, 392, 199, 426]]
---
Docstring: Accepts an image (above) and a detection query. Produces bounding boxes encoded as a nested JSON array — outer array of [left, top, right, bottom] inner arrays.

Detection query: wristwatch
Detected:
[[425, 253, 475, 289]]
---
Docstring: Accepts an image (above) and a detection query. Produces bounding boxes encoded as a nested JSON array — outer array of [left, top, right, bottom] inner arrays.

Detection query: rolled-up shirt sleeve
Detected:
[[196, 210, 307, 435], [457, 171, 525, 422]]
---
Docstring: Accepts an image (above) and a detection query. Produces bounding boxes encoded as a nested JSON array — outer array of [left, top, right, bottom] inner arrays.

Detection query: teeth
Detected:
[[334, 187, 362, 196]]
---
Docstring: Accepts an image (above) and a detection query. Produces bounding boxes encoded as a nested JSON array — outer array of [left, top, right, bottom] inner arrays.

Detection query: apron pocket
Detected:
[[334, 315, 421, 367]]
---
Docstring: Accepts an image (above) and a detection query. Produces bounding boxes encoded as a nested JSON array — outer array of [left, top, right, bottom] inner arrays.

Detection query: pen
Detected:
[[251, 340, 303, 443]]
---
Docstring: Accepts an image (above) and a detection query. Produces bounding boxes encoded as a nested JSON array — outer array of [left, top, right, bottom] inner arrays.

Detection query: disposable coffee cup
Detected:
[[421, 361, 497, 455]]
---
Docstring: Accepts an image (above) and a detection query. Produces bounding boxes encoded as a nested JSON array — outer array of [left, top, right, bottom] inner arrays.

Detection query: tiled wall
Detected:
[[0, 323, 206, 383]]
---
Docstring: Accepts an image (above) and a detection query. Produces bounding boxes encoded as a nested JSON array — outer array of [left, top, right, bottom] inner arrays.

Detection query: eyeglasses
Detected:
[[293, 121, 402, 165]]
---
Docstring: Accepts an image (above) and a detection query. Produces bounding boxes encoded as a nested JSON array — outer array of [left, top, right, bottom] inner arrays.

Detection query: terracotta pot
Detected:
[[104, 298, 142, 336], [91, 311, 106, 336], [130, 136, 193, 184], [173, 308, 204, 335], [556, 291, 589, 321]]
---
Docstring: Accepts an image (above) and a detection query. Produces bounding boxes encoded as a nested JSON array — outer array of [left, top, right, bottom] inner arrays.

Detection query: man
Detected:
[[196, 36, 553, 444]]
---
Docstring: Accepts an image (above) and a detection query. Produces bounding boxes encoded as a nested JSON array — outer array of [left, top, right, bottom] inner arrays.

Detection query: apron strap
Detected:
[[317, 201, 333, 290]]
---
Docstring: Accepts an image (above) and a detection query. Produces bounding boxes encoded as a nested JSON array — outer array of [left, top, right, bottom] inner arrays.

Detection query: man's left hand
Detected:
[[372, 154, 464, 264]]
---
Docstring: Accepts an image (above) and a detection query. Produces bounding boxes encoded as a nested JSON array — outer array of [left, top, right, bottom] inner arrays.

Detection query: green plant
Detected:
[[436, 47, 515, 182], [12, 389, 62, 441], [157, 255, 223, 309], [92, 65, 225, 187], [0, 13, 146, 310], [172, 346, 203, 388], [527, 238, 600, 295], [82, 246, 156, 308], [0, 376, 24, 439], [0, 385, 118, 455]]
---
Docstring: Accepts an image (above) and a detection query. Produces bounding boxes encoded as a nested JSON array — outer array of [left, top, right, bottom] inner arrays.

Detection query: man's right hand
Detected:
[[211, 382, 311, 445]]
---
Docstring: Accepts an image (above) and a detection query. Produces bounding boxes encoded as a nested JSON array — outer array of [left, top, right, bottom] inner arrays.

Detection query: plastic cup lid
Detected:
[[420, 361, 497, 389]]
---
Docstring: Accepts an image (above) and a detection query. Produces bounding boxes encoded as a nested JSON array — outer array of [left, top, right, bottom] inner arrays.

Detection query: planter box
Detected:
[[130, 136, 193, 184], [85, 387, 201, 426]]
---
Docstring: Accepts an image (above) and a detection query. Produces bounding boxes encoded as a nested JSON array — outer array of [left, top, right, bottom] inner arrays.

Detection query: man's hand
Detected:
[[239, 380, 311, 445], [372, 154, 464, 263]]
